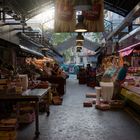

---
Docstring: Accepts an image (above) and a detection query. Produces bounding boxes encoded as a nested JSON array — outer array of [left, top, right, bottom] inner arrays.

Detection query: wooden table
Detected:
[[0, 88, 50, 137]]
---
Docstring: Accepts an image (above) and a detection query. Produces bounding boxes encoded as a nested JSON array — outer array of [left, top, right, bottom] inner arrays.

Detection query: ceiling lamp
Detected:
[[76, 41, 83, 53], [40, 47, 49, 51], [75, 15, 87, 32], [76, 32, 84, 41], [76, 41, 83, 47], [76, 47, 82, 52]]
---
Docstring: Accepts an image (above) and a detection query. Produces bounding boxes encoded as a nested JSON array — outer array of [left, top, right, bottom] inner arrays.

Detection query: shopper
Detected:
[[86, 64, 96, 87], [52, 63, 61, 76], [113, 62, 130, 99]]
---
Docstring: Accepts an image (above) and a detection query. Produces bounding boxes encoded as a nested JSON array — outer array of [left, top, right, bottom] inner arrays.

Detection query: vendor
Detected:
[[113, 61, 130, 99], [43, 62, 52, 77], [52, 63, 62, 76]]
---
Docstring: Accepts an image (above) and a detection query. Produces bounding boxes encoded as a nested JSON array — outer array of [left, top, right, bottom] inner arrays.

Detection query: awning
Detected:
[[17, 32, 44, 49], [17, 32, 62, 60], [19, 45, 44, 58], [43, 49, 64, 63], [0, 38, 19, 49], [119, 49, 133, 57], [118, 41, 140, 57]]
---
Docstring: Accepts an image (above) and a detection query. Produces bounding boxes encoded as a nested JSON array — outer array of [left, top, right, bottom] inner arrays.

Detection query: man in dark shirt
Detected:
[[116, 62, 129, 84]]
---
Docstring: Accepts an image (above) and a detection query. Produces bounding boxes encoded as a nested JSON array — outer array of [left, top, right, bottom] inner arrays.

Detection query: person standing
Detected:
[[86, 64, 96, 87], [43, 62, 52, 77], [113, 62, 130, 99]]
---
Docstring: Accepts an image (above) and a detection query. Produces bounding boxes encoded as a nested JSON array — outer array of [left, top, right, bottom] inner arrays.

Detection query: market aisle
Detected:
[[17, 78, 140, 140]]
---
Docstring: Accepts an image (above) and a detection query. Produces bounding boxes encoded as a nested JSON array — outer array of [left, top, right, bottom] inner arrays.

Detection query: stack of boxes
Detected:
[[18, 106, 35, 124], [13, 103, 35, 124], [83, 93, 97, 107], [83, 91, 124, 110]]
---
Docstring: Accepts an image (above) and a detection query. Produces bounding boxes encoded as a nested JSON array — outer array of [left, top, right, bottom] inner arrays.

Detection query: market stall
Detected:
[[119, 43, 140, 113], [120, 85, 140, 113], [0, 88, 50, 137]]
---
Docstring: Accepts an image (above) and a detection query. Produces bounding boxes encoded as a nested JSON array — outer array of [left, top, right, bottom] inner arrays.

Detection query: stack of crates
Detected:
[[13, 103, 35, 124], [18, 106, 35, 124]]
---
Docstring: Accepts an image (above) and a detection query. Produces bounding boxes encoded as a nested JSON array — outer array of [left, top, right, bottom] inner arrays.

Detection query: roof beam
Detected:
[[106, 2, 140, 41], [104, 2, 127, 17]]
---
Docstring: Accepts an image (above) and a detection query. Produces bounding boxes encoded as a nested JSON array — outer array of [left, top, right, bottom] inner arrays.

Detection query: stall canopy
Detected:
[[0, 37, 44, 58], [43, 49, 64, 63], [17, 32, 44, 50], [0, 38, 19, 49], [17, 32, 64, 62], [118, 42, 140, 57], [19, 45, 44, 58]]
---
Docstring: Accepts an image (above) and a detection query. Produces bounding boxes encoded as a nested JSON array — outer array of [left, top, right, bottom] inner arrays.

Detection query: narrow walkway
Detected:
[[18, 78, 140, 140]]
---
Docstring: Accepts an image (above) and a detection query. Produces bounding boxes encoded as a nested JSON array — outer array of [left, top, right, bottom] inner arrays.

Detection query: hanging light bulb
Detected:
[[76, 46, 82, 52], [76, 32, 84, 41], [75, 15, 87, 32], [76, 41, 83, 47], [76, 41, 82, 53]]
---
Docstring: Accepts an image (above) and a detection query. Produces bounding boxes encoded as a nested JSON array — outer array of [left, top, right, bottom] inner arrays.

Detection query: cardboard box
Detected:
[[83, 101, 93, 107], [86, 93, 96, 98], [110, 100, 124, 109], [95, 103, 110, 111], [52, 96, 62, 105]]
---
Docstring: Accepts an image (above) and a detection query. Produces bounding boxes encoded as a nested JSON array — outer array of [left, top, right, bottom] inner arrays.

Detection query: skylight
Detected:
[[27, 7, 55, 30]]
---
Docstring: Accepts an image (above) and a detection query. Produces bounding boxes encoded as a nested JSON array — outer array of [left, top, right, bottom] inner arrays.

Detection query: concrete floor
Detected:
[[17, 78, 140, 140]]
